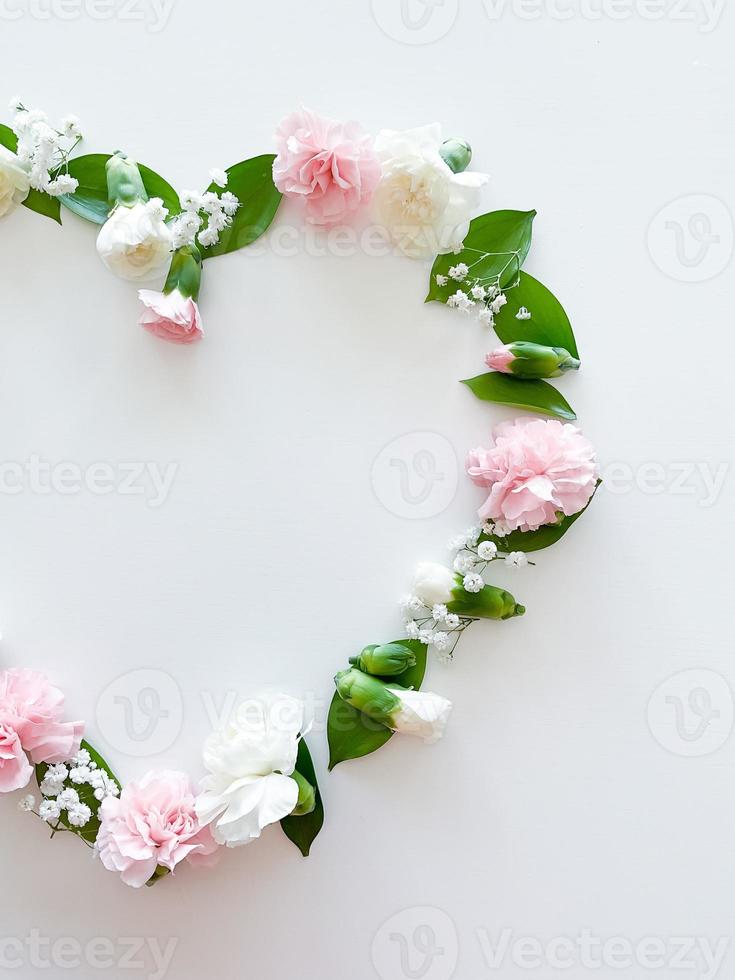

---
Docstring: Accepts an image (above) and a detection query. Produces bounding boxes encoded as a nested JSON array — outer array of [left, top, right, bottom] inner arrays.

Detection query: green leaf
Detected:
[[0, 124, 61, 224], [479, 481, 601, 553], [494, 273, 579, 358], [35, 739, 122, 846], [23, 188, 61, 224], [59, 154, 181, 224], [328, 640, 426, 770], [0, 123, 17, 152], [199, 155, 282, 259], [461, 372, 576, 421], [426, 209, 536, 303], [280, 738, 324, 857]]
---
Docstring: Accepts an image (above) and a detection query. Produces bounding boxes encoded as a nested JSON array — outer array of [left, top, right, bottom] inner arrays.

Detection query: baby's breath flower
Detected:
[[463, 572, 484, 594]]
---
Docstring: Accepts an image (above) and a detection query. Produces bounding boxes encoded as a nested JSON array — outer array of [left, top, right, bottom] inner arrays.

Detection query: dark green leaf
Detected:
[[35, 739, 121, 846], [479, 481, 600, 553], [0, 124, 61, 224], [494, 273, 579, 358], [328, 640, 426, 770], [59, 154, 181, 224], [0, 123, 17, 152], [200, 155, 282, 259], [461, 372, 576, 421], [426, 209, 536, 303], [23, 189, 61, 224], [280, 738, 324, 856]]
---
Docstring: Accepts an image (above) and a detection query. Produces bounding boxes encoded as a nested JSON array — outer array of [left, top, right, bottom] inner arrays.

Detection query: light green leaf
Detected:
[[494, 273, 579, 358], [461, 372, 576, 421], [479, 481, 600, 553], [59, 154, 181, 224], [280, 738, 324, 856], [426, 209, 536, 303], [0, 124, 61, 224], [328, 640, 426, 770], [35, 739, 121, 846], [199, 155, 282, 258]]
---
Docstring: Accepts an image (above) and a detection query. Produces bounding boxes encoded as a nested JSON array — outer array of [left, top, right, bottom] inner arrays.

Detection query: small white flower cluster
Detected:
[[453, 523, 529, 572], [399, 593, 467, 664], [436, 249, 523, 328], [170, 171, 239, 251], [36, 748, 119, 830], [9, 99, 81, 197]]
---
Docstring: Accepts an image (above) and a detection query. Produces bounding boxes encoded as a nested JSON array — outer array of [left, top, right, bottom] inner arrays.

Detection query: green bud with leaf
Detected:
[[290, 771, 317, 817], [105, 151, 148, 209], [349, 643, 417, 677], [486, 342, 580, 380]]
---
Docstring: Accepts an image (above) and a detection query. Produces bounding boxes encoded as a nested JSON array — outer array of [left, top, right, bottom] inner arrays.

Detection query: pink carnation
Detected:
[[272, 108, 381, 226], [485, 345, 515, 374], [138, 289, 203, 345], [0, 668, 83, 792], [97, 770, 218, 888], [467, 418, 598, 533]]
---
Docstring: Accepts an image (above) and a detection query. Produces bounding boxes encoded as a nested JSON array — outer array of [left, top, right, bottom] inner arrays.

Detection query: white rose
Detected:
[[414, 561, 457, 607], [387, 688, 453, 744], [195, 692, 304, 847], [0, 145, 30, 218], [96, 201, 172, 282], [373, 123, 488, 260]]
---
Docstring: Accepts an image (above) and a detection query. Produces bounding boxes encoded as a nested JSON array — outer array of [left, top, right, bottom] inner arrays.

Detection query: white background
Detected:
[[0, 1, 734, 978]]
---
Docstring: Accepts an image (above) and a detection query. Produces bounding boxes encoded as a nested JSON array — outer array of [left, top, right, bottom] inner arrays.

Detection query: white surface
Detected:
[[1, 3, 734, 979]]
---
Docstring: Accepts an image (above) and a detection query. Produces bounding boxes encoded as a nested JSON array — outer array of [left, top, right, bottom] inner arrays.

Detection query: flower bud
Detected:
[[349, 643, 417, 677], [290, 771, 316, 816], [334, 668, 401, 726], [164, 243, 202, 300], [105, 151, 148, 208], [485, 342, 580, 380], [334, 668, 451, 743], [447, 576, 525, 620], [439, 138, 472, 174], [413, 561, 456, 606]]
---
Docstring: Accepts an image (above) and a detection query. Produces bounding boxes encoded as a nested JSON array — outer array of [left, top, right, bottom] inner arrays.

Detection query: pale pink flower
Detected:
[[466, 418, 598, 533], [0, 668, 83, 792], [97, 770, 218, 888], [485, 346, 515, 373], [0, 723, 32, 793], [138, 289, 203, 345], [272, 108, 381, 225]]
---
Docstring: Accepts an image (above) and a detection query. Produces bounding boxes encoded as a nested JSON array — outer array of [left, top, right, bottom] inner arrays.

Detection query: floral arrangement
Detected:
[[1, 101, 599, 888]]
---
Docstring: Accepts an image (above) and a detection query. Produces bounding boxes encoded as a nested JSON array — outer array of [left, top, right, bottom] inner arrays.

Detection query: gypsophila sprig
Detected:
[[171, 176, 240, 250], [10, 101, 81, 197]]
